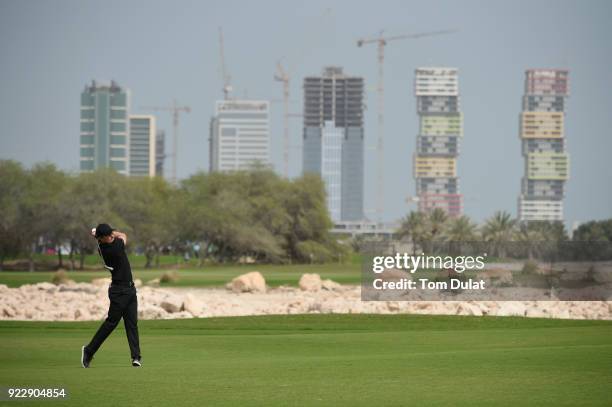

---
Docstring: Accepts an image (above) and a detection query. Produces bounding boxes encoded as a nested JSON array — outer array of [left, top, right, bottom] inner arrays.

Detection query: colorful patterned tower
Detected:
[[518, 69, 569, 222], [414, 67, 463, 217]]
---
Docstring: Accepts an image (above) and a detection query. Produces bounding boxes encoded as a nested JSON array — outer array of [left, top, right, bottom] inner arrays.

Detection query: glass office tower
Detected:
[[80, 80, 130, 175], [303, 66, 364, 222]]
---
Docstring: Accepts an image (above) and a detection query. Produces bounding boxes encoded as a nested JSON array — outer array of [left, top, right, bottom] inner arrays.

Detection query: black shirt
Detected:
[[98, 237, 133, 283]]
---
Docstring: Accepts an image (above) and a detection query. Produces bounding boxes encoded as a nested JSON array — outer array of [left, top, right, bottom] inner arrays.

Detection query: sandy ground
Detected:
[[1, 279, 611, 321]]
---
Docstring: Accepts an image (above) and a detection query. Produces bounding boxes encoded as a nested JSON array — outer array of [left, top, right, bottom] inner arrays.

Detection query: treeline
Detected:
[[395, 209, 612, 261], [0, 160, 349, 270]]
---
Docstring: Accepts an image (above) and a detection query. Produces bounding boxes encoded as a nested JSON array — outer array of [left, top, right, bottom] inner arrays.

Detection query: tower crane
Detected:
[[357, 28, 457, 223], [218, 27, 232, 99], [274, 61, 290, 178], [141, 100, 191, 184]]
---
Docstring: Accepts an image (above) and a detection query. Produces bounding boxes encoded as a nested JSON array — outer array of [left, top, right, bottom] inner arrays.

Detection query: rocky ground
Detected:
[[1, 272, 611, 321]]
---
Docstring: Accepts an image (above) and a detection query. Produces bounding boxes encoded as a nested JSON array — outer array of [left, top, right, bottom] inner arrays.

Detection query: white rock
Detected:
[[160, 296, 183, 313], [386, 302, 400, 312], [496, 302, 527, 317], [35, 282, 56, 291], [91, 278, 111, 287], [74, 309, 91, 320], [2, 306, 16, 318], [134, 279, 143, 288], [147, 278, 160, 286], [227, 272, 266, 293], [138, 304, 168, 319], [456, 303, 483, 316], [321, 279, 341, 291], [299, 273, 322, 291], [59, 283, 97, 294], [182, 294, 204, 316], [172, 311, 194, 319]]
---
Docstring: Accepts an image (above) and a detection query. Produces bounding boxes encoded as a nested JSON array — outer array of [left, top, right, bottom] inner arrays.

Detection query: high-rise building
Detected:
[[209, 100, 270, 172], [518, 69, 569, 222], [413, 67, 463, 217], [302, 66, 364, 222], [128, 115, 156, 177], [155, 130, 165, 177], [80, 80, 130, 175]]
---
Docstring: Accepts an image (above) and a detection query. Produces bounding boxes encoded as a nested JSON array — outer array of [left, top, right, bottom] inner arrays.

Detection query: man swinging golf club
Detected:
[[81, 223, 142, 368]]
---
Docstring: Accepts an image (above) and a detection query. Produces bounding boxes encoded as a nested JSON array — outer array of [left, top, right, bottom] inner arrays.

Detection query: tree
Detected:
[[481, 211, 516, 258], [397, 211, 428, 254], [63, 169, 127, 269], [283, 174, 339, 263], [20, 163, 67, 271], [428, 208, 449, 242], [119, 176, 177, 268], [515, 222, 545, 260], [0, 161, 28, 270], [571, 219, 612, 261], [446, 215, 479, 255]]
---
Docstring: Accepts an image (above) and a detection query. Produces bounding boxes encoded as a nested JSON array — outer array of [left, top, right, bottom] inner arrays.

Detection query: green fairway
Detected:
[[0, 315, 611, 406], [0, 263, 361, 288]]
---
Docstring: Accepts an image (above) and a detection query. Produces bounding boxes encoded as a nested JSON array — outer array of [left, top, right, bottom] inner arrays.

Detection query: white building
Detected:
[[414, 67, 459, 96], [209, 100, 270, 172], [129, 115, 156, 177]]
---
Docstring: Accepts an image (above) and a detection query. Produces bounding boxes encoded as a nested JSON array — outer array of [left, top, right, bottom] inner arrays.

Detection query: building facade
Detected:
[[209, 100, 270, 172], [128, 115, 156, 177], [155, 130, 165, 177], [518, 69, 570, 222], [302, 66, 364, 222], [414, 68, 463, 217], [80, 80, 130, 175]]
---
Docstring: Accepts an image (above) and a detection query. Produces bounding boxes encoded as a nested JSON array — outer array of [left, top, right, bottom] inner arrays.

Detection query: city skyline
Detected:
[[1, 0, 612, 227]]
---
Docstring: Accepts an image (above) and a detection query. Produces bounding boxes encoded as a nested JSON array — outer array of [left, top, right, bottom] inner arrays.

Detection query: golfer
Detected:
[[81, 223, 142, 368]]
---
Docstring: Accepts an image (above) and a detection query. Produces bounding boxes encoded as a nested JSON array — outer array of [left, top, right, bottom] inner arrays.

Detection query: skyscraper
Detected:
[[155, 130, 165, 177], [302, 66, 364, 222], [518, 69, 570, 222], [209, 100, 270, 172], [414, 67, 463, 217], [128, 115, 156, 177], [80, 80, 130, 175]]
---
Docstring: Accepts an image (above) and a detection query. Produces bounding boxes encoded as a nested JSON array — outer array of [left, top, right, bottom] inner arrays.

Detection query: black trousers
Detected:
[[85, 284, 141, 359]]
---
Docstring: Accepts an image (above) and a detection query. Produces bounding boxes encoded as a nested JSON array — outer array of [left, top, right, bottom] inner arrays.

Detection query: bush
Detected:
[[160, 270, 179, 284], [521, 260, 539, 275], [51, 270, 71, 285]]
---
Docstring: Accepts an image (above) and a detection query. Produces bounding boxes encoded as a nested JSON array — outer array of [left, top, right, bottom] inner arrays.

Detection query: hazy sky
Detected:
[[1, 0, 611, 226]]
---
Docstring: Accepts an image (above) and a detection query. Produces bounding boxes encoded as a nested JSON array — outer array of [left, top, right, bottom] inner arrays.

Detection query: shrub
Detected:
[[521, 260, 539, 275], [160, 270, 179, 284], [51, 270, 70, 285]]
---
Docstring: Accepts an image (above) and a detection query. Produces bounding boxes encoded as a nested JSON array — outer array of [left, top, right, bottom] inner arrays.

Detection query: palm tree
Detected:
[[397, 211, 428, 254], [516, 222, 544, 259], [447, 215, 479, 255], [423, 208, 449, 254], [481, 211, 516, 259], [428, 208, 449, 241]]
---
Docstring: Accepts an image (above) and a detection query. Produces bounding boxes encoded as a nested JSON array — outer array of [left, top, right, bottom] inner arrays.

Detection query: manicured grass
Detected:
[[0, 315, 610, 406], [0, 263, 362, 288]]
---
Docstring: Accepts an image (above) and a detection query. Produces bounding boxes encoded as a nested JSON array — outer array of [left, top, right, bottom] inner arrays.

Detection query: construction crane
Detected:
[[274, 61, 290, 178], [357, 28, 457, 223], [218, 27, 232, 99], [141, 100, 191, 184]]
